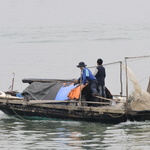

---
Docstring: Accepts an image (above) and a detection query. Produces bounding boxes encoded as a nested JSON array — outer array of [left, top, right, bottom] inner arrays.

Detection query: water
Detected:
[[0, 0, 150, 149], [1, 112, 150, 150]]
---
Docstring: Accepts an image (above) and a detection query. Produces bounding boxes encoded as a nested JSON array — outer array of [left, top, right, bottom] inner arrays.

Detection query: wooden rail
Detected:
[[0, 98, 125, 114]]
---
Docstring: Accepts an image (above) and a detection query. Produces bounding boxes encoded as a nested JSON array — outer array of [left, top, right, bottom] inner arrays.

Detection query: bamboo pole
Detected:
[[124, 55, 150, 113], [125, 57, 129, 113], [88, 61, 123, 96], [79, 69, 83, 106], [125, 55, 150, 60], [147, 77, 150, 93], [22, 78, 75, 84], [11, 73, 15, 91], [88, 61, 122, 69], [120, 61, 123, 96]]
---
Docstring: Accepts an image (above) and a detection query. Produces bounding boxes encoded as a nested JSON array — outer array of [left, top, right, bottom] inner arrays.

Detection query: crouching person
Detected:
[[75, 62, 99, 97]]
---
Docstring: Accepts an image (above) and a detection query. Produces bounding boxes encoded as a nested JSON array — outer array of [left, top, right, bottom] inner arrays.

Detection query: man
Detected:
[[94, 59, 106, 97], [75, 62, 99, 97]]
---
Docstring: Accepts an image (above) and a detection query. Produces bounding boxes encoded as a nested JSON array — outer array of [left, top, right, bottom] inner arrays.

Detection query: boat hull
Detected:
[[1, 99, 150, 124], [0, 103, 127, 124]]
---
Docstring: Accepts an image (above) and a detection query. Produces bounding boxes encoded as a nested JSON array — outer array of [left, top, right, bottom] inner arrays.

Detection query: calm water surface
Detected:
[[0, 0, 150, 149], [0, 112, 150, 150]]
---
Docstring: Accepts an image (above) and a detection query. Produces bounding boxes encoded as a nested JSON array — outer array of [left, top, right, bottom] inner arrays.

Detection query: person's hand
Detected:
[[74, 82, 79, 86], [73, 79, 79, 85]]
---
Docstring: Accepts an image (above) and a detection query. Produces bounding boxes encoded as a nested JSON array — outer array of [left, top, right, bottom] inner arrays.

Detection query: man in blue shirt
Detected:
[[76, 62, 99, 97]]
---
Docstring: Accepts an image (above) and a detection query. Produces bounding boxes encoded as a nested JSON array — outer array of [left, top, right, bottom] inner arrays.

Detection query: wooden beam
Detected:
[[0, 99, 125, 114]]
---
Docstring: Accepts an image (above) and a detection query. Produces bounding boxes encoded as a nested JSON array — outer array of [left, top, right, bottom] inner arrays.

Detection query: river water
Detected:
[[1, 112, 150, 150], [0, 0, 150, 149]]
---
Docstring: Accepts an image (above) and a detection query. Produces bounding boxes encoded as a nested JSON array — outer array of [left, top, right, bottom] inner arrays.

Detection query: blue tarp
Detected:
[[16, 93, 24, 98], [55, 84, 77, 101]]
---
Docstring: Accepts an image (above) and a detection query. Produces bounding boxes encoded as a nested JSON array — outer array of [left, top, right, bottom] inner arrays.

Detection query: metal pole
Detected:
[[88, 61, 122, 69], [125, 57, 129, 113], [11, 72, 15, 91], [120, 61, 123, 96], [125, 55, 150, 60], [79, 69, 82, 106]]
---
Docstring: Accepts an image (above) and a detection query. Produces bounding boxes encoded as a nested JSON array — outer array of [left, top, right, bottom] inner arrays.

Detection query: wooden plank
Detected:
[[22, 78, 74, 84], [28, 103, 125, 114], [0, 96, 23, 100], [0, 99, 24, 104], [0, 99, 110, 105], [27, 100, 73, 104], [27, 100, 110, 105], [0, 99, 125, 114]]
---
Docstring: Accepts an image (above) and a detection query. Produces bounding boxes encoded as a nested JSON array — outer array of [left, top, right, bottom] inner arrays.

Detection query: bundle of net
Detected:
[[127, 66, 150, 111]]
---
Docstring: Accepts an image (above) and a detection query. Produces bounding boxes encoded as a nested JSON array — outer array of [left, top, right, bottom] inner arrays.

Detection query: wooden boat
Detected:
[[0, 84, 150, 124], [0, 56, 150, 124], [0, 78, 125, 123]]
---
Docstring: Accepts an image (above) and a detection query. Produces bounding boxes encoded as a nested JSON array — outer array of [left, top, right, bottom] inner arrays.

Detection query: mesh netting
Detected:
[[125, 65, 150, 111], [129, 90, 150, 111]]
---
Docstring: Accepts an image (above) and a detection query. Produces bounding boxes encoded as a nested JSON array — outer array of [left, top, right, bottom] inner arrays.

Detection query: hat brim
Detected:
[[77, 65, 87, 68]]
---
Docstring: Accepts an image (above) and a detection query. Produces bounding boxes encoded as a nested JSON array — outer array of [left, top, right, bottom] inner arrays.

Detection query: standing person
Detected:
[[75, 62, 99, 97], [94, 59, 106, 97]]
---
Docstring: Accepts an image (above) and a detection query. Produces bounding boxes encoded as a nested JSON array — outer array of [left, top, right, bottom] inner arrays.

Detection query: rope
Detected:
[[9, 102, 53, 121], [139, 76, 150, 83], [7, 103, 31, 122], [40, 106, 51, 119], [95, 95, 126, 103], [108, 112, 125, 118], [96, 104, 125, 118]]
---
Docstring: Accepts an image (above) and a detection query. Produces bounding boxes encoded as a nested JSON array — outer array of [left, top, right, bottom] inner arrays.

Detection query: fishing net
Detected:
[[125, 65, 150, 111], [129, 90, 150, 111]]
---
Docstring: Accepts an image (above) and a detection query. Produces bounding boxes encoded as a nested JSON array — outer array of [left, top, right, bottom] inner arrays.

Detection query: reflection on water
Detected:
[[0, 112, 150, 150], [103, 121, 150, 150]]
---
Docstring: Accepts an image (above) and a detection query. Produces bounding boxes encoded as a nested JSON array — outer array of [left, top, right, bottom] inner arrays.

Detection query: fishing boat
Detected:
[[0, 56, 150, 124]]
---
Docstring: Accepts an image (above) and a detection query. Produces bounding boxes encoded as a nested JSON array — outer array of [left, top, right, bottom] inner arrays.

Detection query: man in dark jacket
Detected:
[[75, 62, 99, 97], [94, 59, 106, 97]]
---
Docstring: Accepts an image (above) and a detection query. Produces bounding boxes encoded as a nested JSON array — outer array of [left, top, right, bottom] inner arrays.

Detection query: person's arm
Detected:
[[82, 68, 87, 85]]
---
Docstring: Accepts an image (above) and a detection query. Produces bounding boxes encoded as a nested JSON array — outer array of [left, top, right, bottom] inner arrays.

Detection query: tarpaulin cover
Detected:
[[55, 83, 77, 101], [22, 81, 78, 101], [21, 81, 113, 102], [22, 82, 64, 100]]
